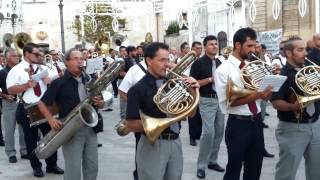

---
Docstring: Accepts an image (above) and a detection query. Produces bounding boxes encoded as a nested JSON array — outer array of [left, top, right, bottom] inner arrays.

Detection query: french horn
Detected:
[[116, 51, 199, 144]]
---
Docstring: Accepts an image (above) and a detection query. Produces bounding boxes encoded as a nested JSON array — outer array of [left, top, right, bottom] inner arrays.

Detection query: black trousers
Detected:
[[133, 132, 141, 179], [188, 107, 202, 140], [0, 111, 3, 141], [223, 114, 264, 180], [16, 103, 57, 169], [112, 78, 118, 97]]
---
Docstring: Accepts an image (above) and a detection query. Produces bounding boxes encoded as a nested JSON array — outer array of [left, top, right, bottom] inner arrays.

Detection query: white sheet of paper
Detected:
[[258, 75, 287, 92], [86, 57, 104, 74], [31, 69, 49, 82]]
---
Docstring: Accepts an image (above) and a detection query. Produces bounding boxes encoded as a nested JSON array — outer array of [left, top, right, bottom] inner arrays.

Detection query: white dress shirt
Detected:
[[6, 59, 49, 104], [215, 54, 261, 115], [119, 61, 147, 94], [272, 55, 286, 68]]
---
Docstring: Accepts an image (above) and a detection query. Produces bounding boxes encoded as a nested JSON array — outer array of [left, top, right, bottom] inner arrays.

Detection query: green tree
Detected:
[[71, 4, 126, 44]]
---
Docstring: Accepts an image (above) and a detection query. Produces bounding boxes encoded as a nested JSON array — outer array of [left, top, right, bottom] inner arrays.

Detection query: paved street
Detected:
[[0, 100, 306, 180]]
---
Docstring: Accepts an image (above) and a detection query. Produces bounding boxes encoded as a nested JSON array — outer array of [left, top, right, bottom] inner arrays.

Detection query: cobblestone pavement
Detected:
[[0, 100, 305, 180]]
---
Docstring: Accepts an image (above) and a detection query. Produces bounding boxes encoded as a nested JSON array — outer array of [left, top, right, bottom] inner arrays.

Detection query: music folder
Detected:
[[258, 75, 287, 92]]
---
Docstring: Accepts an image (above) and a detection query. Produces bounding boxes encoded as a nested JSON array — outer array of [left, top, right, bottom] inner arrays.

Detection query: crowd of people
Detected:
[[0, 27, 319, 180]]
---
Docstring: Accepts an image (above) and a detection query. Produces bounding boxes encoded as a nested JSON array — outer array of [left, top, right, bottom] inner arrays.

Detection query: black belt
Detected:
[[281, 118, 318, 124], [201, 93, 218, 98], [159, 133, 179, 140], [229, 113, 261, 121]]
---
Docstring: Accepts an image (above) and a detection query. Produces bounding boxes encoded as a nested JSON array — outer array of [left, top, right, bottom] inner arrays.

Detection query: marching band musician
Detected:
[[190, 35, 225, 179], [125, 42, 199, 180], [49, 49, 66, 77], [270, 36, 320, 180], [6, 43, 64, 177], [0, 48, 27, 163], [37, 48, 104, 180], [215, 28, 272, 180]]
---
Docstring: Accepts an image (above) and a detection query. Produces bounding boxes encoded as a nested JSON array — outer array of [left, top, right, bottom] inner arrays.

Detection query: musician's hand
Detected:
[[91, 95, 104, 108], [48, 117, 62, 131], [168, 62, 177, 69], [184, 77, 200, 88], [42, 76, 52, 85], [292, 101, 301, 111], [272, 64, 281, 75], [4, 94, 15, 102], [58, 71, 64, 77], [27, 80, 37, 88], [257, 85, 273, 100]]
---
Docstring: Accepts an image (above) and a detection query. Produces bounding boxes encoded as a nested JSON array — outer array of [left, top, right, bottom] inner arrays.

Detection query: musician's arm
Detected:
[[37, 101, 55, 121], [125, 119, 144, 132], [7, 83, 31, 95], [119, 90, 127, 101], [271, 99, 299, 111]]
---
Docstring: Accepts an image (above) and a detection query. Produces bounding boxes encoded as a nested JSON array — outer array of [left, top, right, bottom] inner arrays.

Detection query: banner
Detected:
[[258, 29, 283, 55]]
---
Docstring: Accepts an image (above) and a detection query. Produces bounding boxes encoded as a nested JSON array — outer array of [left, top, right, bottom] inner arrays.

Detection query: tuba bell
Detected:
[[13, 32, 33, 55], [2, 33, 14, 49], [116, 51, 199, 144]]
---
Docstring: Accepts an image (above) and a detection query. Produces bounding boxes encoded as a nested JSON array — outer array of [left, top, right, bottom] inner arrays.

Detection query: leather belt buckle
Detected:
[[159, 133, 179, 140]]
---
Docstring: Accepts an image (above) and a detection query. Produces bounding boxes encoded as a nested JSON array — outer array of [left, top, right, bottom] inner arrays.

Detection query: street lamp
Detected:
[[59, 0, 66, 53], [11, 14, 18, 35]]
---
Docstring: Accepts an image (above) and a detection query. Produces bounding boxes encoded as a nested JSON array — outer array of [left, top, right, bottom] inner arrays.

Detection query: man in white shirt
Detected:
[[215, 28, 272, 180], [272, 40, 287, 68], [6, 43, 63, 178], [118, 59, 147, 180], [48, 49, 66, 78]]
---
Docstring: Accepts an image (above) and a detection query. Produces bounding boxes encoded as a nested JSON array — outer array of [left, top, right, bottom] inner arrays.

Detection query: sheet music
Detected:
[[31, 69, 49, 82], [258, 75, 287, 92], [86, 57, 104, 74]]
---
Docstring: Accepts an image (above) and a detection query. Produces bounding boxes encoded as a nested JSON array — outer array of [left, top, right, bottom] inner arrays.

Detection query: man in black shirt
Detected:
[[0, 48, 4, 146], [125, 42, 199, 180], [38, 48, 104, 180], [271, 36, 320, 180], [307, 33, 320, 65], [190, 35, 225, 179], [0, 48, 27, 163]]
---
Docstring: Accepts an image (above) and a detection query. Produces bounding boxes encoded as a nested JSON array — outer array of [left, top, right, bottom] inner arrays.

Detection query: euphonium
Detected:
[[226, 53, 273, 103], [291, 58, 320, 120], [35, 61, 123, 159], [116, 51, 199, 144]]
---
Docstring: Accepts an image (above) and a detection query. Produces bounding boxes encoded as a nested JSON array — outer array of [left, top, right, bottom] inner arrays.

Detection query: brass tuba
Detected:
[[35, 61, 123, 159], [226, 53, 273, 104], [116, 51, 199, 144], [13, 32, 33, 55], [2, 33, 14, 49], [291, 58, 320, 120]]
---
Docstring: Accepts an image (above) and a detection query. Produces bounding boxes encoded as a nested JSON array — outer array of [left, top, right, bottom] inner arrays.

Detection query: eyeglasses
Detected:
[[50, 53, 58, 56], [31, 52, 41, 57]]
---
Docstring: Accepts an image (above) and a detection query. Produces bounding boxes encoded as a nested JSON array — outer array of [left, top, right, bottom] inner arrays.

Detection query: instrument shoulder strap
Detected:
[[136, 61, 147, 74]]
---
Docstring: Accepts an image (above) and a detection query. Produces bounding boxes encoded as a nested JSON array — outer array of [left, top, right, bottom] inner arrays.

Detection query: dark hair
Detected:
[[4, 48, 16, 58], [109, 48, 115, 54], [203, 35, 217, 46], [119, 46, 126, 50], [0, 48, 3, 54], [23, 43, 40, 56], [180, 42, 189, 51], [283, 35, 302, 57], [233, 27, 257, 48], [126, 46, 136, 55], [192, 41, 202, 48], [144, 42, 169, 59], [261, 44, 267, 50], [80, 48, 88, 52], [64, 48, 79, 61], [137, 45, 143, 50]]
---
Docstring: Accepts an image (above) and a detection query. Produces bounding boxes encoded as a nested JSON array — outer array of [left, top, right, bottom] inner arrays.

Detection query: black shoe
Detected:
[[9, 156, 17, 163], [0, 140, 5, 146], [190, 138, 197, 146], [196, 169, 205, 179], [262, 122, 269, 128], [103, 108, 113, 111], [208, 163, 225, 172], [264, 151, 275, 158], [33, 167, 44, 178], [265, 113, 270, 116], [98, 143, 103, 147], [21, 154, 29, 159], [46, 166, 64, 174]]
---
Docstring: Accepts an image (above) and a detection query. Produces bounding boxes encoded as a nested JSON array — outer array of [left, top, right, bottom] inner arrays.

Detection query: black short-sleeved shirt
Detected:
[[190, 54, 221, 97], [41, 70, 90, 119], [271, 63, 320, 123], [0, 66, 11, 95], [126, 72, 177, 134]]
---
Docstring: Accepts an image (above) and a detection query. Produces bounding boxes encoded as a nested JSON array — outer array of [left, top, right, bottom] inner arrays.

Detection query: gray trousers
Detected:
[[137, 135, 183, 180], [120, 97, 127, 119], [62, 126, 98, 180], [275, 120, 320, 180], [260, 100, 267, 120], [2, 100, 26, 157], [197, 97, 225, 170]]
